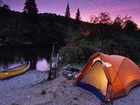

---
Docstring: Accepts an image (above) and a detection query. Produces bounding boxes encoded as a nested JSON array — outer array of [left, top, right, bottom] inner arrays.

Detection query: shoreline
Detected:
[[0, 70, 48, 93], [0, 69, 140, 105]]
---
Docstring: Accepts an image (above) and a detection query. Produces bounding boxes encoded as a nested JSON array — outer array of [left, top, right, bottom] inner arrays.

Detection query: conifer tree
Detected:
[[23, 0, 38, 14], [65, 3, 70, 18], [75, 8, 81, 21]]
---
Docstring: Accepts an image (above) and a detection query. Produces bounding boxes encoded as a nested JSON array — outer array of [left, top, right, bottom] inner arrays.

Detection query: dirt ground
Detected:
[[0, 72, 140, 105]]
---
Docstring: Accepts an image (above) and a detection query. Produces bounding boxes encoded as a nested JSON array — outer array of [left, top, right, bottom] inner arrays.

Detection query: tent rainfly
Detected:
[[74, 52, 140, 102]]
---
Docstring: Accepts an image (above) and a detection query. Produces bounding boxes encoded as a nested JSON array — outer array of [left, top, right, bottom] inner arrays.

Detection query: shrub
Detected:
[[59, 46, 83, 64], [76, 39, 102, 61]]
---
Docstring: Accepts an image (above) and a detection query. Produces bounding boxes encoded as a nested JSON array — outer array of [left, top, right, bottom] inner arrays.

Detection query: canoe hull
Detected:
[[0, 62, 30, 80]]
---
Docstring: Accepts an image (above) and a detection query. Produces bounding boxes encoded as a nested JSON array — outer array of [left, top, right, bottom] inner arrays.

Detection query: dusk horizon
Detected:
[[3, 0, 140, 25]]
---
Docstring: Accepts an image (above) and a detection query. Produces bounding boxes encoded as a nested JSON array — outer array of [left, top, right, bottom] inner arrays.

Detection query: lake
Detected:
[[0, 44, 59, 71]]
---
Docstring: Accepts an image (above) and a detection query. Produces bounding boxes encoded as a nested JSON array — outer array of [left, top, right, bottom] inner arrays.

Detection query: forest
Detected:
[[0, 0, 140, 65]]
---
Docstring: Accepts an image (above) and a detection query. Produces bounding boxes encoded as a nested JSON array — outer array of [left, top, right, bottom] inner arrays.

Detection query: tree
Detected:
[[23, 0, 38, 14], [0, 0, 10, 10], [113, 15, 123, 29], [123, 20, 137, 31], [90, 15, 99, 24], [65, 3, 70, 18], [98, 12, 111, 24], [75, 8, 81, 21], [2, 4, 10, 10], [122, 15, 132, 27], [122, 15, 132, 22]]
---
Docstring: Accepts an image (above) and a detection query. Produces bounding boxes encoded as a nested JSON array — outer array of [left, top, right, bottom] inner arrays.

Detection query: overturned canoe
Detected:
[[0, 62, 30, 80]]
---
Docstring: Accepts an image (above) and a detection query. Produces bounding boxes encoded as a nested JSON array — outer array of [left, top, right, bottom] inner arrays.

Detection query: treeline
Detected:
[[59, 12, 140, 65], [0, 0, 81, 47], [0, 8, 81, 46], [0, 0, 139, 64]]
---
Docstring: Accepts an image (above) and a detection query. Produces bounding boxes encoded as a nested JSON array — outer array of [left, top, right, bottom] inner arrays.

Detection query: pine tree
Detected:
[[75, 8, 81, 21], [23, 0, 38, 14], [65, 3, 70, 18]]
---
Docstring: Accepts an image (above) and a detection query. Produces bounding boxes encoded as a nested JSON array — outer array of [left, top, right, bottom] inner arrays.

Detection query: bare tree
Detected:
[[90, 15, 99, 24], [90, 12, 111, 24], [113, 14, 123, 29], [98, 12, 111, 24]]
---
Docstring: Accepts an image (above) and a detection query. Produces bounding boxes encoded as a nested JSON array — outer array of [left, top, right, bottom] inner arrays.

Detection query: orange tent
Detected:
[[74, 52, 140, 102]]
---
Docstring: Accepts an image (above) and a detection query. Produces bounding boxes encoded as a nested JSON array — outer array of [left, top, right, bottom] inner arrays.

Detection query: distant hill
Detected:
[[0, 7, 140, 64], [0, 7, 93, 45]]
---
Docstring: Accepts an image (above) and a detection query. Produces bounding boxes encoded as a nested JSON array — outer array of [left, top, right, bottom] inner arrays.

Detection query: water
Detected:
[[0, 45, 58, 71]]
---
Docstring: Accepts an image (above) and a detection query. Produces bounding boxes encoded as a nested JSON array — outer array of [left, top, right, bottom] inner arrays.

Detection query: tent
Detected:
[[74, 52, 140, 102]]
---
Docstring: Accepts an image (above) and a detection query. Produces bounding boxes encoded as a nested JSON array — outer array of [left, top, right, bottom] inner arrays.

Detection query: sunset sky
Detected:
[[4, 0, 140, 25]]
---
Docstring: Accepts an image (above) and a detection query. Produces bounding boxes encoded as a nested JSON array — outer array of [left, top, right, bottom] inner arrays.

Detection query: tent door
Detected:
[[81, 61, 108, 95]]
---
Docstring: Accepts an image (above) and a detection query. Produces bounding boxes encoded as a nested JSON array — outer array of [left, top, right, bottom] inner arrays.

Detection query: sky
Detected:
[[3, 0, 140, 25]]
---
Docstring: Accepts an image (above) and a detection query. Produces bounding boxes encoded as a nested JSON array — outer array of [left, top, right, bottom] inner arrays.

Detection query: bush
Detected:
[[76, 39, 101, 60], [59, 46, 83, 64], [100, 32, 140, 63]]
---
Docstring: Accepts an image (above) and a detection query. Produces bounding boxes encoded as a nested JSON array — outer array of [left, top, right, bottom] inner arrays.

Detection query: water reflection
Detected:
[[0, 45, 56, 71], [36, 58, 50, 71]]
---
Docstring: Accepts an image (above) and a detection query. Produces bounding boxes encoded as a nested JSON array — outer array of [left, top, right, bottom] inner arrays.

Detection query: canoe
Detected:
[[0, 62, 30, 80]]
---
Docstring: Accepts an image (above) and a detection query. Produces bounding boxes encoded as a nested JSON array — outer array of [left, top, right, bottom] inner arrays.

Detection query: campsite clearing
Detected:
[[0, 71, 140, 105]]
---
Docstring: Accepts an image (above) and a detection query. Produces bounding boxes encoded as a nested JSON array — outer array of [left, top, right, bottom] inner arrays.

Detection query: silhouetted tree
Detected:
[[65, 3, 70, 18], [98, 12, 111, 24], [123, 20, 137, 31], [2, 4, 10, 10], [23, 0, 38, 14], [75, 8, 81, 21], [113, 15, 123, 29], [122, 15, 131, 27], [123, 15, 131, 22], [90, 15, 99, 24], [0, 3, 11, 17]]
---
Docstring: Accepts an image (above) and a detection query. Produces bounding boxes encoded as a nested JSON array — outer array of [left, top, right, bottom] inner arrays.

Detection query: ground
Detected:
[[0, 70, 140, 105]]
